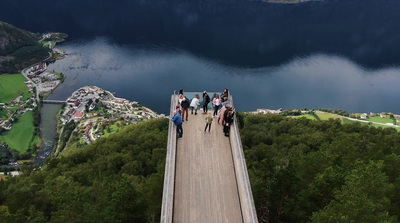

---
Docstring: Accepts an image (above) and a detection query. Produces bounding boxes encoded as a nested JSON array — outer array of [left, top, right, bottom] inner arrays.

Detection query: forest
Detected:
[[237, 113, 400, 222], [0, 118, 168, 222], [1, 113, 400, 222], [0, 21, 50, 74]]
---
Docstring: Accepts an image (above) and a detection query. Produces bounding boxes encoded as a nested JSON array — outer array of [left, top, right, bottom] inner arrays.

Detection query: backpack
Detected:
[[205, 94, 210, 104]]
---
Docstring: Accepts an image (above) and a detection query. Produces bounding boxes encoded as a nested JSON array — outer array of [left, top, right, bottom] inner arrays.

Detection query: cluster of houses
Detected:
[[0, 118, 12, 131], [0, 95, 37, 131], [26, 62, 47, 76], [24, 61, 62, 95], [359, 112, 400, 120], [59, 85, 163, 144], [60, 86, 105, 124], [255, 108, 283, 114]]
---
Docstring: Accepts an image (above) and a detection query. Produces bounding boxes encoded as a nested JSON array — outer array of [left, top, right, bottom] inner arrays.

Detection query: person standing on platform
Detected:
[[205, 114, 213, 132], [190, 94, 200, 115], [212, 94, 221, 117], [175, 105, 182, 116], [221, 88, 229, 102], [218, 104, 229, 126], [172, 110, 183, 138], [221, 96, 230, 107], [203, 91, 211, 114], [224, 111, 234, 137], [178, 93, 184, 106], [181, 97, 190, 121]]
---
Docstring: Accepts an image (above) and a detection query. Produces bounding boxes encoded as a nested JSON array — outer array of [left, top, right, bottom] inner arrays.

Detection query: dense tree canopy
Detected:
[[0, 118, 168, 222], [237, 113, 400, 223], [2, 113, 400, 222]]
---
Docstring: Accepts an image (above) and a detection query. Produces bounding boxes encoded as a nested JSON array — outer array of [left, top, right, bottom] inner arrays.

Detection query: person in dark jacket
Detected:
[[221, 88, 229, 102], [181, 97, 190, 121], [224, 111, 234, 137], [202, 91, 211, 114], [172, 110, 183, 138]]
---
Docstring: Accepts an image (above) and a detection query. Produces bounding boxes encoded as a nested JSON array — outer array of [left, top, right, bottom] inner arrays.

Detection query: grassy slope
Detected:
[[291, 112, 400, 131], [0, 74, 30, 103], [367, 116, 395, 124], [103, 121, 123, 137], [292, 114, 317, 120], [316, 112, 341, 120], [1, 111, 34, 152], [0, 110, 8, 120]]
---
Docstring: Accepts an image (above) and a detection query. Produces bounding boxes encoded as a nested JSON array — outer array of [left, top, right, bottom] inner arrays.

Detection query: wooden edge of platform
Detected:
[[161, 94, 178, 223], [230, 96, 259, 223]]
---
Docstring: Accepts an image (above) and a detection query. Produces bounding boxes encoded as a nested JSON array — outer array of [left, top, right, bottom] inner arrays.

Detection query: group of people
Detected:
[[171, 88, 234, 138]]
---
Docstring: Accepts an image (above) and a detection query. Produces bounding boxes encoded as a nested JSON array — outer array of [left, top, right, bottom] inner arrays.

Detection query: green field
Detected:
[[316, 112, 341, 120], [40, 40, 56, 49], [1, 111, 34, 152], [367, 116, 395, 124], [0, 110, 8, 120], [342, 118, 400, 131], [292, 114, 317, 120], [103, 121, 123, 137], [291, 113, 342, 121], [0, 74, 31, 103]]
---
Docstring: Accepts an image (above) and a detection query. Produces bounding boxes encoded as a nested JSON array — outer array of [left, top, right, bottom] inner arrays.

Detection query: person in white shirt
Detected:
[[212, 94, 221, 117], [190, 94, 200, 115]]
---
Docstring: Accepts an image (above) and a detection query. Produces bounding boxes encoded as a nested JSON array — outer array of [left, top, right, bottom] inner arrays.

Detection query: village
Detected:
[[59, 85, 163, 145], [24, 62, 63, 96], [0, 64, 64, 132], [0, 32, 68, 132]]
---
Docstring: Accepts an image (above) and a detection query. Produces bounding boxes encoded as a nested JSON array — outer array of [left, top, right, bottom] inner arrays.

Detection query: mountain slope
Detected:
[[0, 21, 50, 74]]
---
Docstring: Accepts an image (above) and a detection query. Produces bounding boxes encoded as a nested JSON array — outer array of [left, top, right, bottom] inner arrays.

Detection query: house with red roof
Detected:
[[73, 112, 84, 121]]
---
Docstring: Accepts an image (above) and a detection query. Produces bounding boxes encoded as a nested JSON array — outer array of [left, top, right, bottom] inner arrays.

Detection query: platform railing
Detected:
[[160, 93, 178, 223], [229, 95, 259, 223]]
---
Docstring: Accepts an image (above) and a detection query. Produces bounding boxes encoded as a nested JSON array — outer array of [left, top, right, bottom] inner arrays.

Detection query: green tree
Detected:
[[311, 161, 396, 223], [0, 148, 9, 165]]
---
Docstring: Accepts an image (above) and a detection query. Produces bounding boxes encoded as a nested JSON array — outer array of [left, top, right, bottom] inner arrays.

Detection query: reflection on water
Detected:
[[47, 38, 400, 115]]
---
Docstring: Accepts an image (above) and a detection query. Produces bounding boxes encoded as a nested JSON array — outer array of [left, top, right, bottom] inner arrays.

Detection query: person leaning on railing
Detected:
[[171, 109, 183, 138], [221, 88, 229, 102]]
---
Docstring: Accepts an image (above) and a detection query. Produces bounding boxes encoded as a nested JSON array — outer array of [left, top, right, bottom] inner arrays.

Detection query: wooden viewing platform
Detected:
[[161, 93, 258, 223]]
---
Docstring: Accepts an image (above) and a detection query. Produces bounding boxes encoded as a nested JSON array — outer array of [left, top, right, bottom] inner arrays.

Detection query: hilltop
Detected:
[[2, 112, 400, 222], [0, 21, 50, 74]]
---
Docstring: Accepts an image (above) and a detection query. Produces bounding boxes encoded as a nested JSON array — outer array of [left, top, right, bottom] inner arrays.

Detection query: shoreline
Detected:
[[53, 85, 163, 154]]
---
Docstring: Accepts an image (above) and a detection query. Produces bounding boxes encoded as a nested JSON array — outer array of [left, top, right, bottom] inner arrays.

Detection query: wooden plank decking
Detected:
[[173, 110, 243, 223]]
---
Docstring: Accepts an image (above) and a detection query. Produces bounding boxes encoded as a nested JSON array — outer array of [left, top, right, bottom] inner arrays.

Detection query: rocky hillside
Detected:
[[0, 21, 50, 74]]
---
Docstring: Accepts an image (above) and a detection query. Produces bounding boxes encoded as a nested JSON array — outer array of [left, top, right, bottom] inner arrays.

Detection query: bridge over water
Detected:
[[42, 99, 65, 104], [161, 92, 258, 223]]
